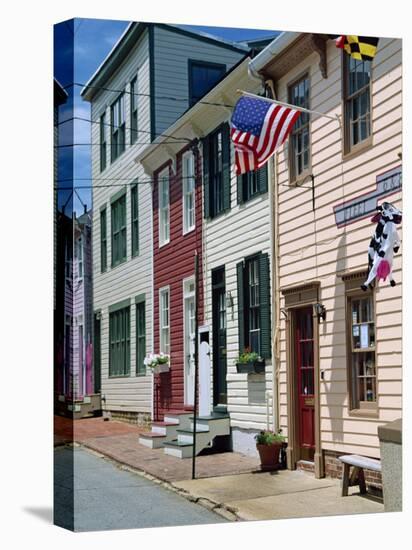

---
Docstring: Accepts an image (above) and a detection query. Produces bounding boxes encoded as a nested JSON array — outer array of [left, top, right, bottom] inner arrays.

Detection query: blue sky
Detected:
[[54, 18, 279, 214]]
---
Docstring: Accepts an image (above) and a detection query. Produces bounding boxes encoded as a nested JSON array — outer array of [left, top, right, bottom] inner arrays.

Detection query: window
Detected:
[[131, 183, 139, 257], [111, 93, 126, 162], [247, 258, 260, 354], [343, 55, 372, 153], [76, 236, 83, 280], [130, 75, 138, 145], [100, 208, 107, 272], [237, 164, 268, 204], [158, 168, 170, 246], [159, 288, 170, 355], [203, 124, 231, 219], [188, 60, 226, 106], [78, 324, 84, 371], [237, 253, 271, 359], [288, 76, 310, 180], [64, 240, 72, 281], [347, 291, 376, 411], [65, 315, 72, 379], [182, 151, 195, 233], [136, 300, 146, 376], [100, 112, 107, 172], [111, 192, 127, 267], [109, 306, 130, 377]]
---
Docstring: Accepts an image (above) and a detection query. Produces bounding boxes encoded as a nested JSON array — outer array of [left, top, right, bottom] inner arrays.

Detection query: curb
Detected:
[[74, 442, 241, 522]]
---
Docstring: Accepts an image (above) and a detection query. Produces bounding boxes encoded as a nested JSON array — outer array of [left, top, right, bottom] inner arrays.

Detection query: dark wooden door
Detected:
[[212, 267, 227, 406], [295, 307, 315, 461], [93, 314, 101, 393]]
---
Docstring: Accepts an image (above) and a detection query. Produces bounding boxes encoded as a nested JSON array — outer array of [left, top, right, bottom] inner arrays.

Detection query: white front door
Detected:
[[184, 279, 196, 406]]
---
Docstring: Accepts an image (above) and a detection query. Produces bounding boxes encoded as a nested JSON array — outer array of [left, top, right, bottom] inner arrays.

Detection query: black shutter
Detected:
[[222, 123, 231, 212], [202, 135, 210, 219], [236, 261, 245, 354], [257, 163, 268, 194], [237, 174, 244, 204], [258, 253, 272, 358]]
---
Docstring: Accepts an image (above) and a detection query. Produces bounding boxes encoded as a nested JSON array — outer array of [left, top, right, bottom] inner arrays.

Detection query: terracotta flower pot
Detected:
[[256, 442, 282, 471]]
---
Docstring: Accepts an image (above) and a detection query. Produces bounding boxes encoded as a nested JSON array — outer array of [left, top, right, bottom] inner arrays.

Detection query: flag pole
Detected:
[[237, 90, 340, 123]]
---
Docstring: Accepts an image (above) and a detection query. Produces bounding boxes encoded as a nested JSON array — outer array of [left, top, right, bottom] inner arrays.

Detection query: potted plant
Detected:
[[144, 353, 170, 375], [236, 348, 265, 374], [255, 430, 286, 471]]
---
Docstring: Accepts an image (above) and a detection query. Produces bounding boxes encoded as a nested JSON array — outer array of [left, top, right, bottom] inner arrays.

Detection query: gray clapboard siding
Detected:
[[153, 25, 246, 136]]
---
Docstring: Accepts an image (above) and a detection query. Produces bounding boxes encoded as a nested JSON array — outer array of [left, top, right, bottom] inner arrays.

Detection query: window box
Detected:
[[153, 363, 170, 375], [236, 360, 265, 374]]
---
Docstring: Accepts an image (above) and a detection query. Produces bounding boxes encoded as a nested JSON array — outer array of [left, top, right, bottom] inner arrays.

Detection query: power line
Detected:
[[58, 116, 194, 143], [57, 175, 197, 182], [56, 141, 191, 148], [55, 178, 312, 191], [63, 82, 235, 109]]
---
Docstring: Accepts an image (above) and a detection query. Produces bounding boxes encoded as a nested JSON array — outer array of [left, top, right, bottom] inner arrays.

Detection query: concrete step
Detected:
[[164, 411, 193, 430], [139, 431, 166, 449], [163, 439, 194, 459], [176, 427, 210, 445], [152, 421, 180, 436], [190, 414, 230, 435]]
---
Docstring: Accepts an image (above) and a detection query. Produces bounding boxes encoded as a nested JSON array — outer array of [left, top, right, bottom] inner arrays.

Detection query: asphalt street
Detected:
[[54, 446, 227, 532]]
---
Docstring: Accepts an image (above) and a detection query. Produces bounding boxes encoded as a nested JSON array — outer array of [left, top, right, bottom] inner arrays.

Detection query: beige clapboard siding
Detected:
[[91, 31, 152, 413], [275, 37, 402, 457]]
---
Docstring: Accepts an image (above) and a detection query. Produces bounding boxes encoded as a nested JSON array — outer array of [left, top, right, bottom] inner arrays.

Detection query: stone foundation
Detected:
[[108, 409, 151, 428]]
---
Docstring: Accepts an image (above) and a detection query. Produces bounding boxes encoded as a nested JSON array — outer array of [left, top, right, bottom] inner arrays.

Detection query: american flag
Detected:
[[230, 96, 301, 175]]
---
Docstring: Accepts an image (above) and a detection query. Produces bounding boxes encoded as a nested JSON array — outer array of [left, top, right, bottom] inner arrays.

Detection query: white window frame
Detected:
[[182, 151, 196, 235], [159, 286, 170, 355], [158, 168, 170, 247]]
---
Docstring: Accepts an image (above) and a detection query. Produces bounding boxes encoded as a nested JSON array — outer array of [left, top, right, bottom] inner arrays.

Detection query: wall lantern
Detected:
[[314, 302, 326, 323], [225, 291, 234, 320]]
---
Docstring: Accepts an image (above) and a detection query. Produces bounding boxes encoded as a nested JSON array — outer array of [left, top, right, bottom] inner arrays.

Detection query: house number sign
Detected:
[[333, 166, 402, 228]]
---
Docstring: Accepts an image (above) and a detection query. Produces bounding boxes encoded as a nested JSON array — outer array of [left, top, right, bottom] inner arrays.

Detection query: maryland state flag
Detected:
[[330, 35, 379, 61]]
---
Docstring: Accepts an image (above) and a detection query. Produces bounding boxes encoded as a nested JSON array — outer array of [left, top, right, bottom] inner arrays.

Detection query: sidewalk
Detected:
[[54, 416, 384, 521]]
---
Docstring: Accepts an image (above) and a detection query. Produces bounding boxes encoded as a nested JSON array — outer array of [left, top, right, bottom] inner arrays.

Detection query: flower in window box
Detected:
[[144, 353, 170, 374], [235, 348, 265, 374]]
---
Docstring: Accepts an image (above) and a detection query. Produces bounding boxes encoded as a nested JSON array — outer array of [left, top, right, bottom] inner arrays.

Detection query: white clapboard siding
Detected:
[[275, 37, 402, 458]]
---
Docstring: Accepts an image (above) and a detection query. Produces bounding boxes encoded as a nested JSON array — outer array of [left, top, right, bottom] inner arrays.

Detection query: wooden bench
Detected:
[[338, 454, 382, 497]]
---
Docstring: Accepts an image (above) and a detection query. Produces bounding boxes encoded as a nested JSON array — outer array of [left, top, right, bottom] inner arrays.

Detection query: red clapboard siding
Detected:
[[153, 143, 203, 420]]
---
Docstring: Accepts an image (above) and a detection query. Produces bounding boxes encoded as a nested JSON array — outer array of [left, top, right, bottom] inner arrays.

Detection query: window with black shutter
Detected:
[[237, 163, 268, 204], [237, 252, 271, 359], [203, 123, 231, 219]]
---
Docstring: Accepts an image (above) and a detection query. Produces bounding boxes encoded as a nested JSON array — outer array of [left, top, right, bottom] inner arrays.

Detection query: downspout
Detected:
[[267, 81, 281, 435], [248, 64, 279, 433]]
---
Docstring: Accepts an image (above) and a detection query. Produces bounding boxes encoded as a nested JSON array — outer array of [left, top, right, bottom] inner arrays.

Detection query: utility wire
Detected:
[[56, 141, 191, 148], [63, 82, 235, 109], [55, 180, 312, 191], [58, 116, 194, 143]]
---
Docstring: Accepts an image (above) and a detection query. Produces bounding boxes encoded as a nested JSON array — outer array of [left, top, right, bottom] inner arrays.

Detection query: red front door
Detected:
[[295, 307, 315, 461]]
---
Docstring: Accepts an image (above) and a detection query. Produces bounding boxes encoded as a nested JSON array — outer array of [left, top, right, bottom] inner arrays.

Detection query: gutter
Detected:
[[248, 31, 300, 79]]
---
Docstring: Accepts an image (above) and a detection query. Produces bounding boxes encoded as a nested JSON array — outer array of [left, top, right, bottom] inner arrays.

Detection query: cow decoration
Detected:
[[361, 201, 402, 291]]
